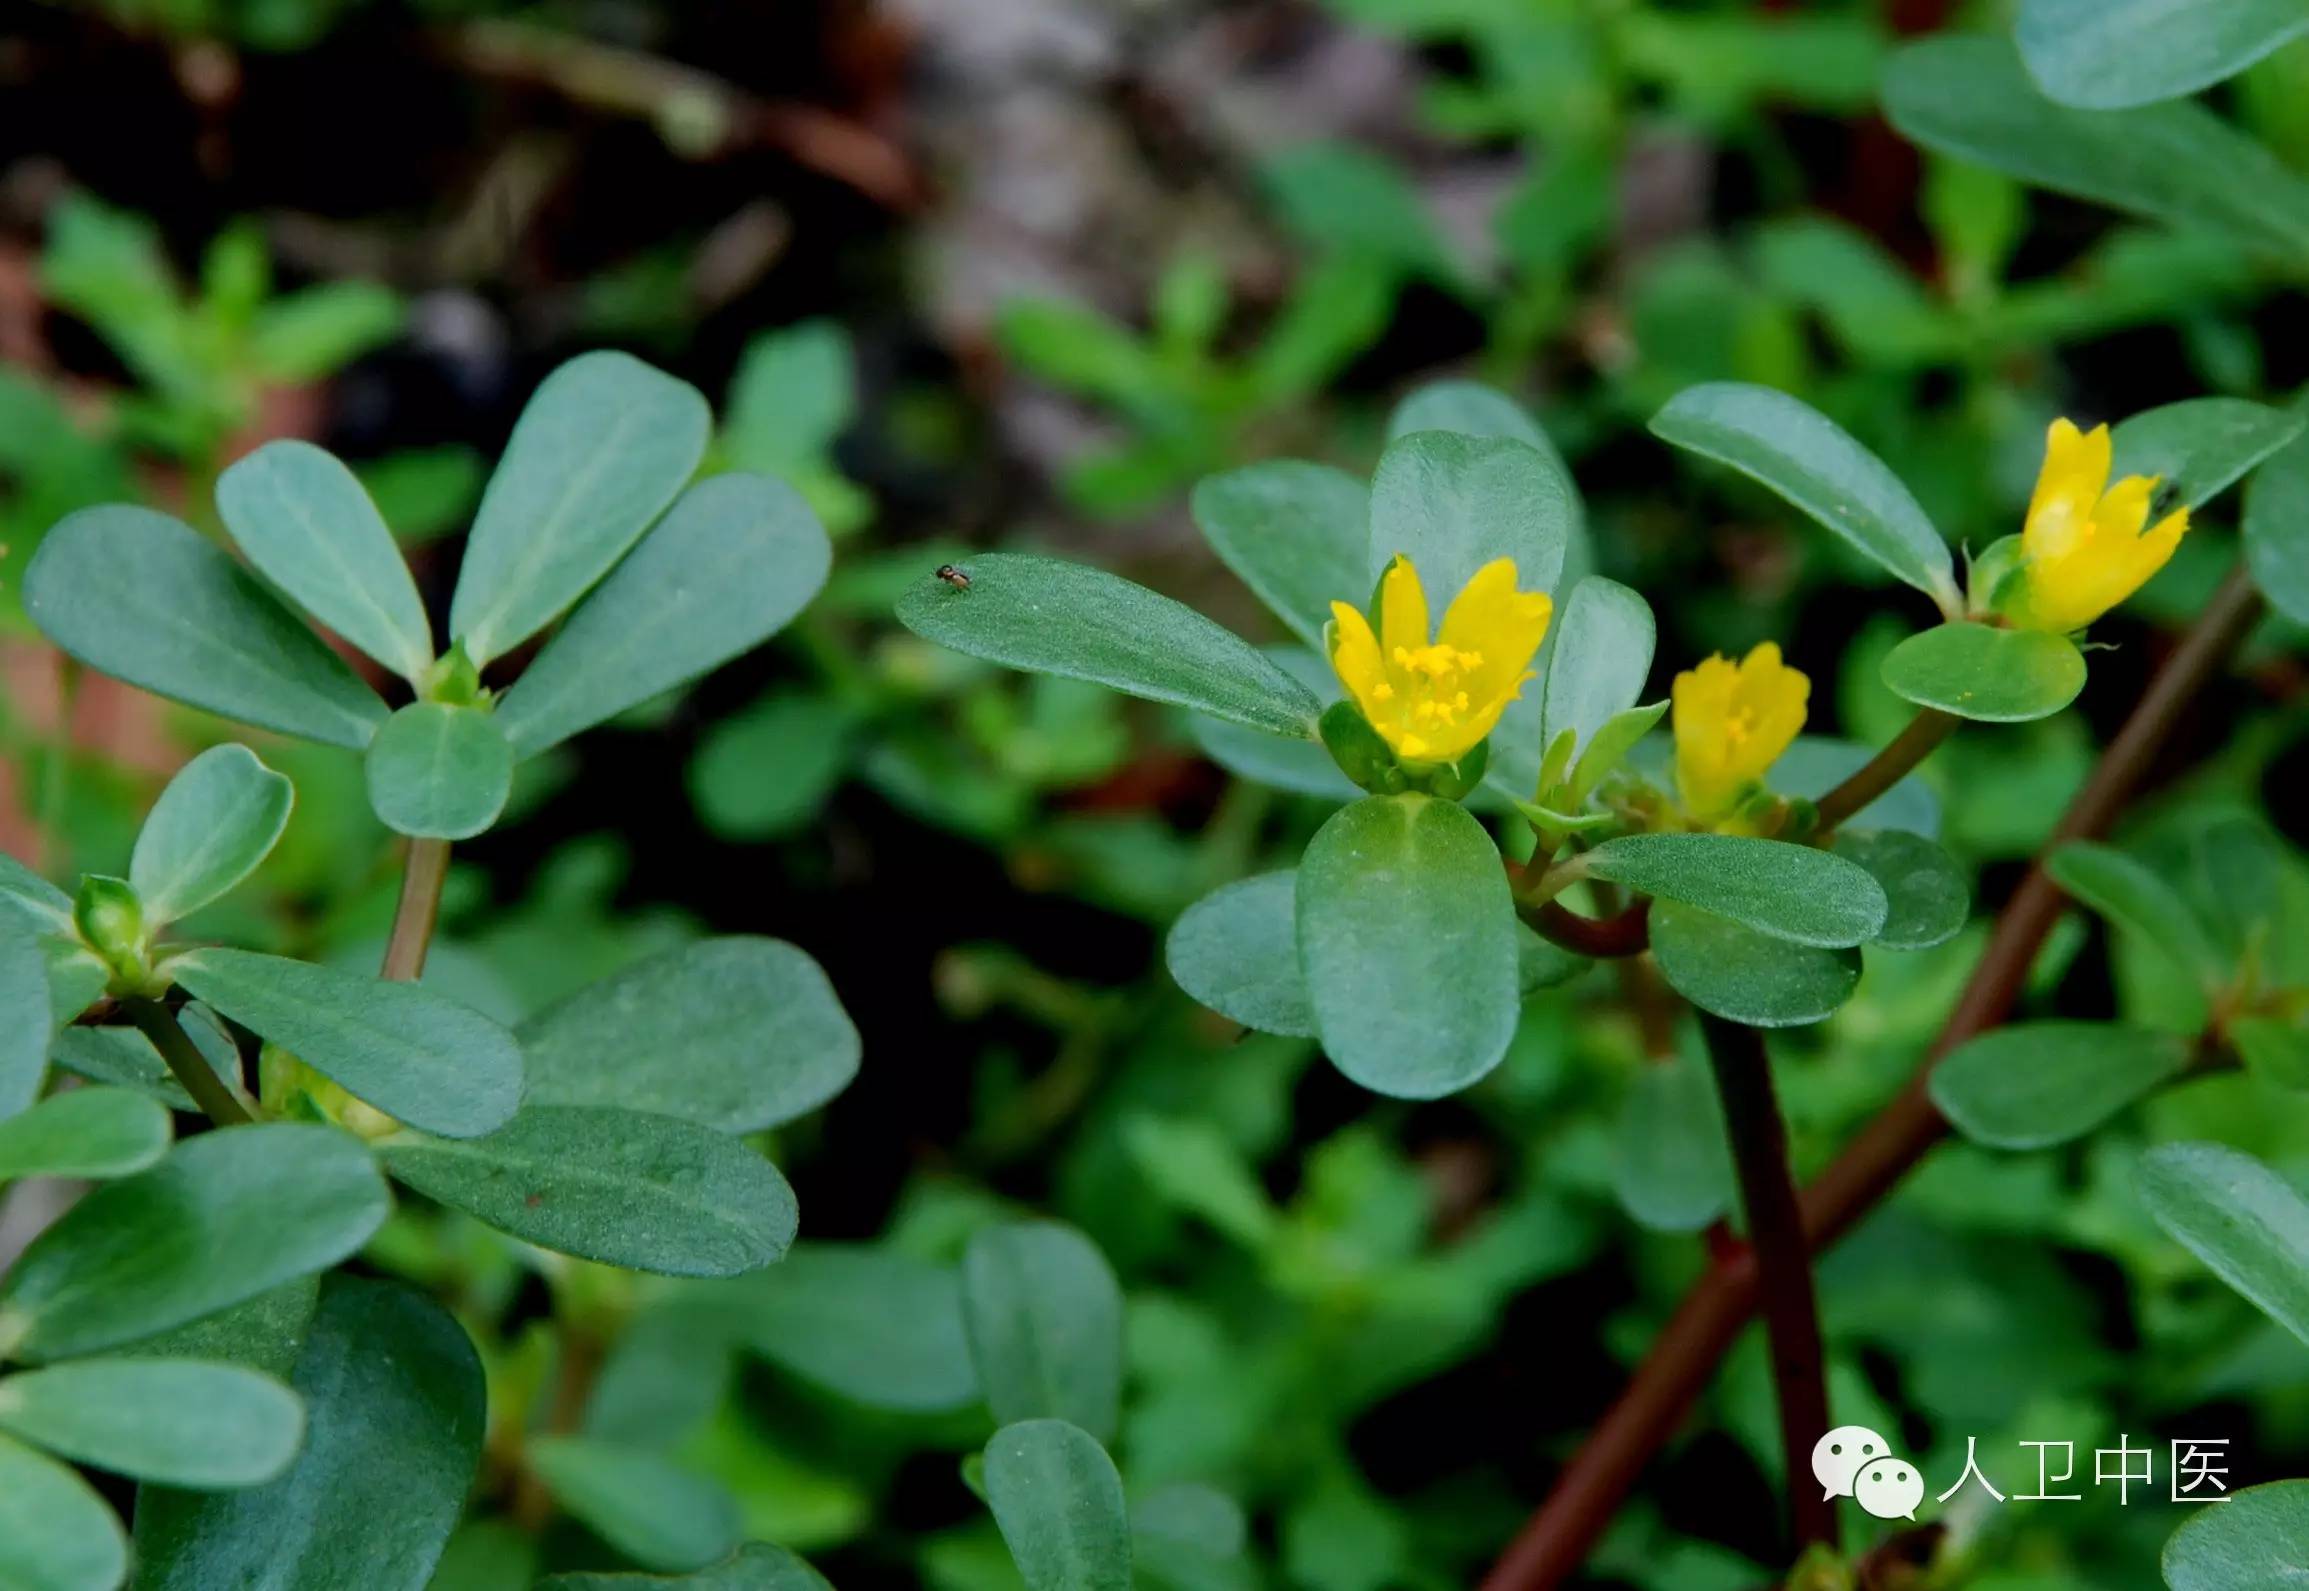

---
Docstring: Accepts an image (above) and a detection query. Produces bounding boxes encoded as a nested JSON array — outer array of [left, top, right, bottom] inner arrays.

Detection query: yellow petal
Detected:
[[1378, 554, 1431, 660], [2090, 473, 2157, 543], [2025, 419, 2111, 564], [1439, 557, 1552, 705], [1328, 601, 1388, 718]]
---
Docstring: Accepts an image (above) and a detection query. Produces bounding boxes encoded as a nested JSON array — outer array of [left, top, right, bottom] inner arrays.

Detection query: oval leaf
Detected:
[[363, 704, 513, 840], [519, 937, 858, 1133], [0, 1358, 301, 1488], [1538, 577, 1656, 761], [720, 1245, 976, 1413], [2245, 431, 2309, 626], [0, 1124, 390, 1363], [1649, 901, 1860, 1028], [0, 1088, 170, 1183], [1296, 795, 1519, 1098], [1388, 380, 1553, 451], [131, 745, 295, 924], [2050, 841, 2230, 987], [1612, 1049, 1732, 1233], [1189, 461, 1367, 650], [1650, 383, 1957, 611], [1831, 830, 1968, 950], [24, 506, 387, 749], [449, 351, 711, 666], [1, 928, 52, 1120], [380, 1105, 796, 1278], [984, 1420, 1132, 1591], [133, 1277, 485, 1591], [171, 949, 521, 1140], [1583, 833, 1887, 948], [1366, 431, 1569, 611], [0, 1431, 126, 1591], [1880, 622, 2085, 723], [1884, 35, 2309, 258], [2139, 1141, 2309, 1348], [495, 474, 831, 758], [528, 1437, 739, 1573], [217, 440, 433, 681], [2018, 0, 2309, 111], [2163, 1479, 2309, 1590], [2109, 398, 2304, 513], [1930, 1022, 2192, 1149], [1166, 872, 1315, 1039], [962, 1222, 1125, 1444], [896, 553, 1322, 737]]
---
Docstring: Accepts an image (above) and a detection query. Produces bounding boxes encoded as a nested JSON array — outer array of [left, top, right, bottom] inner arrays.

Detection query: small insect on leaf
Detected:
[[935, 564, 971, 590]]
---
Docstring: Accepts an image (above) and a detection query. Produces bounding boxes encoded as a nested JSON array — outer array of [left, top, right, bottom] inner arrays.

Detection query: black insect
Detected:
[[935, 564, 971, 590]]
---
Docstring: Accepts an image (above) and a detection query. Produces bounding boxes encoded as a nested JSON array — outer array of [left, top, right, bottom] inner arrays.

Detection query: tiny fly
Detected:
[[935, 563, 972, 590]]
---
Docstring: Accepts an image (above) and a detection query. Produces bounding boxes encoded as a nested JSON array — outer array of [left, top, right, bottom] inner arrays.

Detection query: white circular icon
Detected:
[[1854, 1459, 1924, 1522], [1810, 1424, 1893, 1500]]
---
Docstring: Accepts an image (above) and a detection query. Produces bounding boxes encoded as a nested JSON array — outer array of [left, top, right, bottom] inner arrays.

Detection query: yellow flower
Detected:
[[1673, 642, 1808, 823], [2010, 417, 2188, 634], [1327, 554, 1552, 765]]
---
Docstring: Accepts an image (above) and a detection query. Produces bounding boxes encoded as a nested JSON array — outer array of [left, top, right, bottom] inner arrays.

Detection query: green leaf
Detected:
[[0, 1088, 170, 1183], [529, 1437, 739, 1573], [1387, 381, 1553, 452], [2233, 1017, 2309, 1092], [1133, 1485, 1253, 1591], [2139, 1142, 2309, 1348], [217, 440, 433, 681], [1880, 623, 2085, 723], [1883, 35, 2309, 258], [0, 1124, 389, 1363], [519, 938, 858, 1133], [1, 927, 52, 1120], [1296, 795, 1518, 1098], [2018, 0, 2309, 110], [1773, 737, 1939, 836], [718, 1245, 976, 1412], [130, 745, 294, 923], [171, 948, 521, 1139], [449, 351, 710, 666], [0, 1431, 126, 1591], [1366, 432, 1569, 613], [42, 946, 109, 1029], [1166, 872, 1315, 1039], [380, 1106, 795, 1278], [121, 1280, 318, 1381], [724, 319, 856, 470], [0, 1358, 300, 1488], [896, 553, 1323, 737], [1583, 834, 1887, 947], [688, 693, 856, 841], [1537, 578, 1656, 762], [1929, 1022, 2192, 1149], [1651, 383, 1957, 611], [2049, 842, 2229, 988], [247, 283, 402, 383], [962, 1222, 1125, 1444], [1831, 830, 1968, 949], [2163, 1479, 2309, 1589], [362, 704, 513, 840], [2245, 432, 2309, 626], [1612, 1049, 1732, 1232], [2109, 399, 2304, 514], [495, 474, 830, 757], [1189, 461, 1368, 650], [133, 1277, 485, 1591], [1648, 901, 1860, 1028], [983, 1420, 1132, 1591], [24, 507, 387, 749], [0, 854, 72, 935], [47, 1006, 238, 1114], [536, 1542, 834, 1590]]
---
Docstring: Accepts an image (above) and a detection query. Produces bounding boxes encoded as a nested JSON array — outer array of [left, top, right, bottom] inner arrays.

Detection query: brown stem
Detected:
[[1698, 1013, 1836, 1559], [1479, 566, 2263, 1591], [1811, 707, 1959, 832], [380, 838, 451, 982], [122, 996, 252, 1127], [1527, 897, 1651, 959]]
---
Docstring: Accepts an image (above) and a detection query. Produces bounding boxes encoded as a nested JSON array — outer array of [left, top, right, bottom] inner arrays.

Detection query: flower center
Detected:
[[1723, 704, 1758, 747]]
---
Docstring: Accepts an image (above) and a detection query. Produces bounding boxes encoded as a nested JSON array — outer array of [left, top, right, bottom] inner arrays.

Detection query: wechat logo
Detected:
[[1812, 1425, 1922, 1521]]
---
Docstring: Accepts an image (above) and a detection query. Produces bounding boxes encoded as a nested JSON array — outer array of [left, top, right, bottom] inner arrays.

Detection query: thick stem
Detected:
[[1479, 567, 2264, 1591], [1811, 707, 1958, 832], [380, 838, 451, 982], [1526, 897, 1651, 959], [1698, 1013, 1836, 1559], [122, 997, 252, 1127]]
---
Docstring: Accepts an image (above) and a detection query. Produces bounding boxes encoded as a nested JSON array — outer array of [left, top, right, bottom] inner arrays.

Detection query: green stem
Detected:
[[122, 997, 252, 1127], [1811, 708, 1958, 832], [381, 839, 451, 982]]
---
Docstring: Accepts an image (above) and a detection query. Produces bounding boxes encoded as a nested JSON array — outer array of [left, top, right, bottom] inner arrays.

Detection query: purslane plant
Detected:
[[0, 351, 860, 1589], [899, 374, 2307, 1586]]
